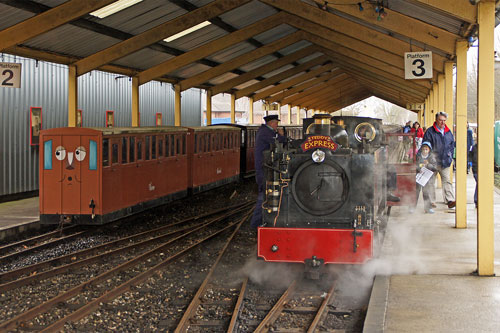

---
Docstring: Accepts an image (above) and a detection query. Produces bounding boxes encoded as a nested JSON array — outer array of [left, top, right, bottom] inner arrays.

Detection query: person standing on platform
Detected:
[[467, 123, 474, 174], [423, 111, 456, 208], [250, 115, 286, 228], [403, 121, 412, 133], [412, 141, 437, 214], [471, 141, 478, 208], [410, 121, 424, 149]]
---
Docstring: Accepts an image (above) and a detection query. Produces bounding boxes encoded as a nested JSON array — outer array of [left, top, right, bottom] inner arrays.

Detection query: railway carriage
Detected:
[[40, 125, 243, 225], [187, 126, 241, 193], [40, 127, 190, 225]]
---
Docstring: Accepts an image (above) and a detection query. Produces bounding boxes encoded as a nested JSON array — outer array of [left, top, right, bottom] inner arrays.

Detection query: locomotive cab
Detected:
[[257, 114, 387, 276]]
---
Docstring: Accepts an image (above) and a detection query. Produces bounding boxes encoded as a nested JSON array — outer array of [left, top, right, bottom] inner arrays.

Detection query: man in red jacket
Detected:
[[422, 111, 456, 208]]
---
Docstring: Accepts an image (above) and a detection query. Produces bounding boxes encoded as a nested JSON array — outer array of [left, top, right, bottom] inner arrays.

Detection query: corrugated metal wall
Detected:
[[0, 54, 201, 197]]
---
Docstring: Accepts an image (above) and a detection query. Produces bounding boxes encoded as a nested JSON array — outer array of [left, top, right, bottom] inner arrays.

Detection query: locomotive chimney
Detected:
[[312, 114, 332, 136]]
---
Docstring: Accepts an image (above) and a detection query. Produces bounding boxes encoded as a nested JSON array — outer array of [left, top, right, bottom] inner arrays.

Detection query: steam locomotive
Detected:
[[257, 114, 388, 277]]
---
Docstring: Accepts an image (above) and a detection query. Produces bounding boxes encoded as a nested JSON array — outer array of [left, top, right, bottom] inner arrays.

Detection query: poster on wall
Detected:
[[30, 107, 42, 146], [156, 113, 162, 126], [106, 110, 114, 128], [77, 109, 83, 128]]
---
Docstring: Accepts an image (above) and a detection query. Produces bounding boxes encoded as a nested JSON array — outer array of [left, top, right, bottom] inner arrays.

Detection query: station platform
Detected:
[[364, 174, 500, 332], [0, 196, 39, 241]]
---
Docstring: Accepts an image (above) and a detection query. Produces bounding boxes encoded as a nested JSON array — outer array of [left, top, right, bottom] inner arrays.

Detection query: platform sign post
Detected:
[[404, 52, 433, 80], [0, 62, 21, 88]]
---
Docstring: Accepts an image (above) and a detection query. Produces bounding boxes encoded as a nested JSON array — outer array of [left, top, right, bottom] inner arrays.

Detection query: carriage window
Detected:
[[102, 138, 109, 167], [165, 135, 170, 157], [229, 133, 233, 149], [170, 134, 175, 157], [235, 133, 239, 147], [217, 133, 221, 151], [112, 143, 119, 164], [200, 134, 205, 153], [194, 134, 198, 153], [145, 136, 150, 160], [130, 137, 135, 162], [137, 140, 143, 160], [207, 134, 210, 152], [158, 137, 163, 157], [151, 135, 157, 159], [176, 136, 181, 155], [182, 134, 186, 155], [122, 137, 128, 164]]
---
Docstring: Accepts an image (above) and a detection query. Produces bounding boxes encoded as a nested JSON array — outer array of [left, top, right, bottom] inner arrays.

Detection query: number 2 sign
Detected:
[[0, 62, 22, 88], [404, 51, 433, 80]]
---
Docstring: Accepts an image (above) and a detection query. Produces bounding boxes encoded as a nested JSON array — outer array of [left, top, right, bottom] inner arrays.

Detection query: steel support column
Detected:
[[231, 94, 236, 123], [455, 40, 468, 229], [438, 74, 445, 113], [249, 97, 254, 124], [476, 0, 495, 276], [68, 65, 77, 127], [174, 84, 181, 126], [206, 90, 212, 126], [132, 77, 139, 127]]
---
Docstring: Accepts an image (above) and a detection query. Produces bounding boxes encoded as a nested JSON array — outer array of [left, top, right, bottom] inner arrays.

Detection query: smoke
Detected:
[[239, 258, 299, 289], [329, 208, 426, 306]]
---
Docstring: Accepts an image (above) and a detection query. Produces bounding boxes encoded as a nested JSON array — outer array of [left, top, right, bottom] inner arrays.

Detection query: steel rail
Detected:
[[0, 201, 252, 284], [0, 207, 251, 331], [174, 210, 252, 332], [0, 225, 79, 254], [0, 229, 89, 262], [227, 277, 249, 333], [307, 281, 336, 333], [39, 209, 253, 333], [254, 280, 298, 332], [0, 204, 252, 292]]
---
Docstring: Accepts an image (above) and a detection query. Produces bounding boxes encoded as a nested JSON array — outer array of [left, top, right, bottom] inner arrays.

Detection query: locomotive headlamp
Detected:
[[271, 245, 279, 252], [311, 149, 325, 163]]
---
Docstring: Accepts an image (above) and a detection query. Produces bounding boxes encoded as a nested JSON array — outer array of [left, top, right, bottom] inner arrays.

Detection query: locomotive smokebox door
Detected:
[[304, 256, 324, 279]]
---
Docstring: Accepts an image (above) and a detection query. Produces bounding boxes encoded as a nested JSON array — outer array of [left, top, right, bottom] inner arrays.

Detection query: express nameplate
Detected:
[[301, 135, 338, 152]]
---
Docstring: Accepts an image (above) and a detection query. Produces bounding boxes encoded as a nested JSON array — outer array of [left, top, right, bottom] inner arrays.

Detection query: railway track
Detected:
[[0, 202, 253, 331], [0, 225, 87, 263]]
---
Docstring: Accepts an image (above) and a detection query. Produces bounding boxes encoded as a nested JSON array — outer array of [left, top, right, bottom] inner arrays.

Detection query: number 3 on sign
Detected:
[[404, 51, 433, 80], [0, 62, 22, 88]]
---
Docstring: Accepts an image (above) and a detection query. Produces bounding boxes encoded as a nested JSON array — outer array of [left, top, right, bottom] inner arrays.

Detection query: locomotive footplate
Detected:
[[257, 227, 373, 264]]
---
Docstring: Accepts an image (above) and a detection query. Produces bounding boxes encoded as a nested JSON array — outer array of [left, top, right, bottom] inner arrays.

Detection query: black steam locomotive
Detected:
[[257, 114, 388, 276]]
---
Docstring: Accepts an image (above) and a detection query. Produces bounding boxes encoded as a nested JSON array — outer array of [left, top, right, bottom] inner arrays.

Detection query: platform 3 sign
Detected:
[[0, 62, 22, 88], [404, 51, 432, 80]]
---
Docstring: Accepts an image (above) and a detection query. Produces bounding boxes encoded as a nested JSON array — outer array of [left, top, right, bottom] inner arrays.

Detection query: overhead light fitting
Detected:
[[164, 21, 211, 42], [90, 0, 143, 19]]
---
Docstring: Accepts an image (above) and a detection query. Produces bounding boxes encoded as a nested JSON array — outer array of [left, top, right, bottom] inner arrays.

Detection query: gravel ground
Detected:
[[1, 178, 372, 332]]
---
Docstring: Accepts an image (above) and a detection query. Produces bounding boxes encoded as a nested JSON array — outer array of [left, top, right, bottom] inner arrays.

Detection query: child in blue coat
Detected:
[[414, 141, 438, 213]]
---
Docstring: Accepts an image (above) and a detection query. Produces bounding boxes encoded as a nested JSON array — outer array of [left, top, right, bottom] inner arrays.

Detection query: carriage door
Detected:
[[61, 135, 99, 215], [41, 135, 63, 215]]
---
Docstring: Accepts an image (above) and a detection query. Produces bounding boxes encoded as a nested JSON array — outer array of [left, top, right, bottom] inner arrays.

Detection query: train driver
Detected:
[[250, 115, 287, 228]]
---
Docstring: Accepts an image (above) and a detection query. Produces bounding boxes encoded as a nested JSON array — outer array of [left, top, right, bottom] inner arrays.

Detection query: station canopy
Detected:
[[1, 0, 499, 112]]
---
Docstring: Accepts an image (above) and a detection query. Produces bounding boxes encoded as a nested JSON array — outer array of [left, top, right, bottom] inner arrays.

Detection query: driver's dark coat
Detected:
[[254, 124, 286, 189]]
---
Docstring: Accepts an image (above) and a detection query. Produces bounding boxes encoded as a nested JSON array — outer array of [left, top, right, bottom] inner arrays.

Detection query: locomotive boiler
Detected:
[[257, 114, 388, 276]]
